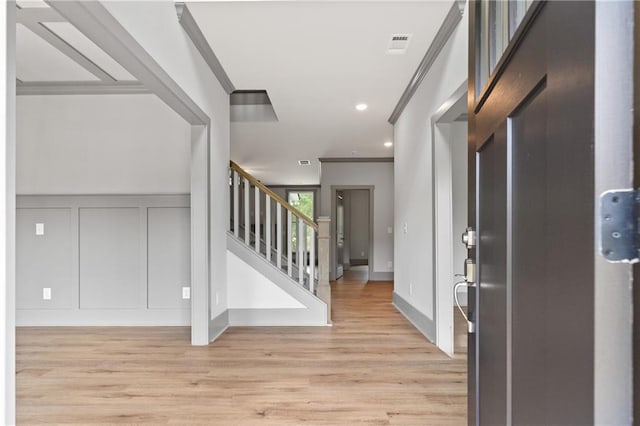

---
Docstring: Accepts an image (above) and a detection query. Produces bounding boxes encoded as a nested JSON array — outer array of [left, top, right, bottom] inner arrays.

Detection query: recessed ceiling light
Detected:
[[355, 103, 368, 111], [384, 141, 393, 147], [298, 160, 311, 166]]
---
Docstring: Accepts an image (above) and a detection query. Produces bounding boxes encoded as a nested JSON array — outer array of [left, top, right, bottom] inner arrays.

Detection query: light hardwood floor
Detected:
[[17, 281, 467, 425]]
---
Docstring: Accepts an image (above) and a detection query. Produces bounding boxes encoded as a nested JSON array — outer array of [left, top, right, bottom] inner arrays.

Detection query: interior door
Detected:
[[467, 2, 597, 424]]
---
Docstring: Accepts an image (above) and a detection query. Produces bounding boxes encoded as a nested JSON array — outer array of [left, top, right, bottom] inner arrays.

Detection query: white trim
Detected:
[[175, 3, 235, 94], [17, 81, 150, 95], [593, 1, 634, 422], [190, 126, 210, 345], [2, 3, 17, 424], [430, 81, 467, 358]]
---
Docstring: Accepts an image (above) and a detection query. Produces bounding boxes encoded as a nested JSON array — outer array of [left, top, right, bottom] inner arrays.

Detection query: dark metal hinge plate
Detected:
[[600, 189, 639, 263]]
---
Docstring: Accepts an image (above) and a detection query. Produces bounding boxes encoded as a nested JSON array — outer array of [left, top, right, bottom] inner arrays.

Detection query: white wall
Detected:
[[227, 251, 304, 309], [101, 1, 231, 321], [17, 95, 191, 195], [394, 7, 468, 320], [320, 161, 393, 279]]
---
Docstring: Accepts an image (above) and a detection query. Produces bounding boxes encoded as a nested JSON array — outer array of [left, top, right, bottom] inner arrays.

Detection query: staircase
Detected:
[[228, 161, 331, 322]]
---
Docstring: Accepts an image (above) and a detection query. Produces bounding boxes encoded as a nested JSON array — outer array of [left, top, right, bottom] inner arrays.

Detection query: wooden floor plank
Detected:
[[17, 280, 467, 425]]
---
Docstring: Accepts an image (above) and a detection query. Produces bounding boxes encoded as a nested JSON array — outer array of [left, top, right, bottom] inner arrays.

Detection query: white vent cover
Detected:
[[387, 34, 412, 55], [298, 160, 311, 166]]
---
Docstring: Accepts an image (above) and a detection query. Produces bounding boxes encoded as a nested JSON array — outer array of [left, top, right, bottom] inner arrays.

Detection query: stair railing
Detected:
[[229, 161, 318, 292]]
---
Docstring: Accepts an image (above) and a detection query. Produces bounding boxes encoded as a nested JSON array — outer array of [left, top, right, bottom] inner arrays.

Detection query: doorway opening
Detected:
[[431, 82, 468, 357], [332, 187, 373, 284]]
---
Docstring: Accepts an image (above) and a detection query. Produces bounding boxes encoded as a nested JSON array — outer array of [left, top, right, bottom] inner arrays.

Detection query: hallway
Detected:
[[16, 281, 466, 425]]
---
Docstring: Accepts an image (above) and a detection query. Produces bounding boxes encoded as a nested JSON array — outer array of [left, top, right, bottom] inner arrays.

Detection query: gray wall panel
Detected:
[[17, 208, 73, 309], [79, 208, 141, 309], [148, 207, 190, 309], [16, 195, 191, 325]]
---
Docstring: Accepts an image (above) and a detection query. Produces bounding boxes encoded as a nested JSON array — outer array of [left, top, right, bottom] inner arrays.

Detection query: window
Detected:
[[476, 0, 534, 99], [287, 191, 314, 251]]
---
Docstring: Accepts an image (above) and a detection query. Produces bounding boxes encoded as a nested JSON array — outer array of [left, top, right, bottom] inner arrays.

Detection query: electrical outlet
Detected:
[[403, 222, 408, 234], [387, 260, 393, 269], [387, 226, 393, 234], [42, 287, 51, 300], [182, 286, 190, 299], [409, 283, 413, 296], [35, 223, 44, 236], [360, 251, 365, 257]]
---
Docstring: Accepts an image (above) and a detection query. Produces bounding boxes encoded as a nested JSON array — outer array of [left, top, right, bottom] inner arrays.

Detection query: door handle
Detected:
[[454, 281, 475, 333], [454, 257, 477, 333]]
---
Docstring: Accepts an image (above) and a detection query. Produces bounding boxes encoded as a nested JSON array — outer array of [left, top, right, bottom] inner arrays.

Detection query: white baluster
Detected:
[[277, 205, 282, 269], [287, 210, 293, 277], [233, 171, 239, 238], [309, 227, 316, 293], [265, 195, 271, 262], [244, 177, 250, 245], [255, 186, 260, 253], [298, 219, 305, 285]]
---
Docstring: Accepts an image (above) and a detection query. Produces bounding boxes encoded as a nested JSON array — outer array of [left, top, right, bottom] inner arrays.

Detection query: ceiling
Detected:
[[188, 1, 453, 184]]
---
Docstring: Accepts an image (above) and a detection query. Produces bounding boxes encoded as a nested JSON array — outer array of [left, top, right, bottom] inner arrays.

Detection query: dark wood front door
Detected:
[[467, 2, 598, 423]]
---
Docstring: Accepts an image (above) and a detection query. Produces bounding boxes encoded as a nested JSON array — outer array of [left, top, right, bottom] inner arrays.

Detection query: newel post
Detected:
[[317, 216, 331, 324]]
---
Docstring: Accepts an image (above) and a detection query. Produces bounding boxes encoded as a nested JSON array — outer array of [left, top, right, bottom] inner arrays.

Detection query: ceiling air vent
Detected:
[[387, 34, 412, 55], [298, 160, 311, 166]]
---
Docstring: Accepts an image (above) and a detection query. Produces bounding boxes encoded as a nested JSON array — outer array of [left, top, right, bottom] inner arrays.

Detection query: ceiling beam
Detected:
[[17, 4, 116, 82], [388, 0, 465, 124], [21, 21, 116, 82], [16, 80, 150, 96], [175, 3, 235, 94], [16, 7, 65, 24], [47, 0, 209, 125]]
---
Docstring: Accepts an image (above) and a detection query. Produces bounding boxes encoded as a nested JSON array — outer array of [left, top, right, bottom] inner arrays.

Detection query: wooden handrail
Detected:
[[230, 161, 318, 231]]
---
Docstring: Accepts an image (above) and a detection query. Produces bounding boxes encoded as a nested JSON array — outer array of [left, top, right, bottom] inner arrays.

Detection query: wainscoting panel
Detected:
[[148, 207, 190, 310], [17, 208, 74, 310], [79, 207, 141, 309], [16, 195, 191, 326]]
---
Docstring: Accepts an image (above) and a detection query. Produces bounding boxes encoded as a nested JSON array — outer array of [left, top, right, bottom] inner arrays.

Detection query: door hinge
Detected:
[[600, 189, 639, 263]]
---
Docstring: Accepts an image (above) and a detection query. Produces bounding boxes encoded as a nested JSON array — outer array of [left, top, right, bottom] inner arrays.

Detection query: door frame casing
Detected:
[[329, 186, 374, 281], [431, 81, 468, 357], [593, 0, 635, 422]]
